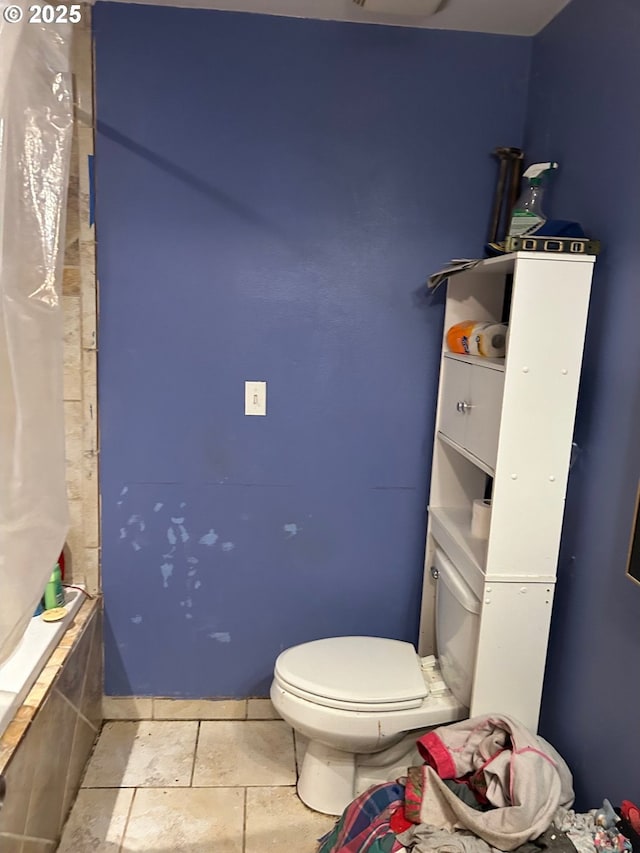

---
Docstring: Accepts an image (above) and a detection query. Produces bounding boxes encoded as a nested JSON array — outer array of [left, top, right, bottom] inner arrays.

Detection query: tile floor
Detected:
[[57, 714, 334, 852]]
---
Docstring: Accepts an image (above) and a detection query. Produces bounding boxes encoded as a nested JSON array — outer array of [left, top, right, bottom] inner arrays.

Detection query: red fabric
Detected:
[[389, 806, 412, 835], [621, 801, 640, 833], [416, 731, 457, 779], [404, 771, 424, 824]]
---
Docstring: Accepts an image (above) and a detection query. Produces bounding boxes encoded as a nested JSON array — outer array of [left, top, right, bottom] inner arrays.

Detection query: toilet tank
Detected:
[[434, 548, 481, 708]]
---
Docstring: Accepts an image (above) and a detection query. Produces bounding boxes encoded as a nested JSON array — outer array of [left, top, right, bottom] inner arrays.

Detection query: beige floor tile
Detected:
[[153, 698, 246, 720], [247, 698, 281, 719], [21, 839, 55, 852], [57, 788, 134, 852], [82, 721, 198, 788], [245, 787, 336, 853], [193, 721, 295, 787], [102, 696, 153, 720], [122, 787, 244, 853], [0, 834, 23, 853]]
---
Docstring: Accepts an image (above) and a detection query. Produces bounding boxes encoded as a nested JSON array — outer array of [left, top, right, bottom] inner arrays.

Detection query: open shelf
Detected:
[[428, 507, 487, 598], [444, 352, 505, 372], [429, 506, 558, 592], [437, 432, 495, 477]]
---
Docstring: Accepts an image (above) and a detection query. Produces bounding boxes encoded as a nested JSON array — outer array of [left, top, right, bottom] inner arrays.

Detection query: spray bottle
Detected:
[[508, 162, 558, 238], [44, 563, 65, 610]]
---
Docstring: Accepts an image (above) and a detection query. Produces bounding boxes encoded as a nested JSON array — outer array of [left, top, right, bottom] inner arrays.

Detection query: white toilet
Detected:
[[270, 547, 481, 815]]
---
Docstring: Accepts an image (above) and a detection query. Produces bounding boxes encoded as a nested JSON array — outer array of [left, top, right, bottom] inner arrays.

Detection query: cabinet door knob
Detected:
[[457, 401, 472, 414]]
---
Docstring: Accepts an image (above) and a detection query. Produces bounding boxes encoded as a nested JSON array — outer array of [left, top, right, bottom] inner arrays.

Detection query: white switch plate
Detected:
[[245, 381, 267, 416]]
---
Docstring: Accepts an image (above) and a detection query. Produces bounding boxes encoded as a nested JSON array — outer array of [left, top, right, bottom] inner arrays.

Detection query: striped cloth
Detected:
[[317, 782, 406, 853]]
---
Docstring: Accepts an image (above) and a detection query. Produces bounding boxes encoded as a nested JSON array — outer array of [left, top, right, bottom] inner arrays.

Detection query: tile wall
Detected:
[[102, 696, 281, 721], [0, 601, 103, 851], [63, 6, 99, 593]]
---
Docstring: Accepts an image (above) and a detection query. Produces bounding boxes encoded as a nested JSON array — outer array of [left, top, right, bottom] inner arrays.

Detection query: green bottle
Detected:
[[508, 161, 558, 238], [44, 563, 65, 610]]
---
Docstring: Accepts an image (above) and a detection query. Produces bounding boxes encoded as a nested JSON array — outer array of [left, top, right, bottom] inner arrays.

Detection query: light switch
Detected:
[[245, 381, 266, 416]]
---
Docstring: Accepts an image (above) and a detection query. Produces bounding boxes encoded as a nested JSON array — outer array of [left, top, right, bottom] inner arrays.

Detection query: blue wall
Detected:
[[94, 4, 530, 697], [527, 0, 640, 808]]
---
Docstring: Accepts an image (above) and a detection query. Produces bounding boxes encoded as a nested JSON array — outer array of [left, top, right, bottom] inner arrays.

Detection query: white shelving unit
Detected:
[[418, 251, 596, 731]]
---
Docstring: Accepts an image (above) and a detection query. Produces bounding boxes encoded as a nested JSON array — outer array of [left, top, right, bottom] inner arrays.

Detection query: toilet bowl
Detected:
[[270, 547, 481, 815]]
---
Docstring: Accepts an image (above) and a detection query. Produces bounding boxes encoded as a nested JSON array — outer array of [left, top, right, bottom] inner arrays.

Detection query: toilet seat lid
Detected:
[[274, 636, 427, 709]]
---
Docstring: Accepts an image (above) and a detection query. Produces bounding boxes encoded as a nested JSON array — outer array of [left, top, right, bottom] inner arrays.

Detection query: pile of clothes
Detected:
[[318, 715, 638, 853]]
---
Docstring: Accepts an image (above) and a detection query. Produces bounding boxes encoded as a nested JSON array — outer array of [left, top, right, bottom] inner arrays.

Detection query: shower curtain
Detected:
[[0, 11, 73, 664]]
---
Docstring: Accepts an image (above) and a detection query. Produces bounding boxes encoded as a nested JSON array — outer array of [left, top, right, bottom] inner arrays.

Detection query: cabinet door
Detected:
[[467, 366, 504, 470], [439, 358, 469, 448]]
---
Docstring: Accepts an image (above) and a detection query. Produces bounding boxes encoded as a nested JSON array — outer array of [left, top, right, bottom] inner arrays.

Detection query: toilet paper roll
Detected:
[[446, 322, 508, 358], [471, 499, 492, 539], [474, 324, 507, 358]]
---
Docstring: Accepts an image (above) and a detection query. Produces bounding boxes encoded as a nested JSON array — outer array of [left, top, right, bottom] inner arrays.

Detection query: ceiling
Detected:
[[104, 0, 573, 36]]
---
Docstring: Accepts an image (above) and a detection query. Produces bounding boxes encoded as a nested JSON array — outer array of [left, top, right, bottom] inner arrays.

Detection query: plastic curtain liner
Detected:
[[0, 12, 73, 664]]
